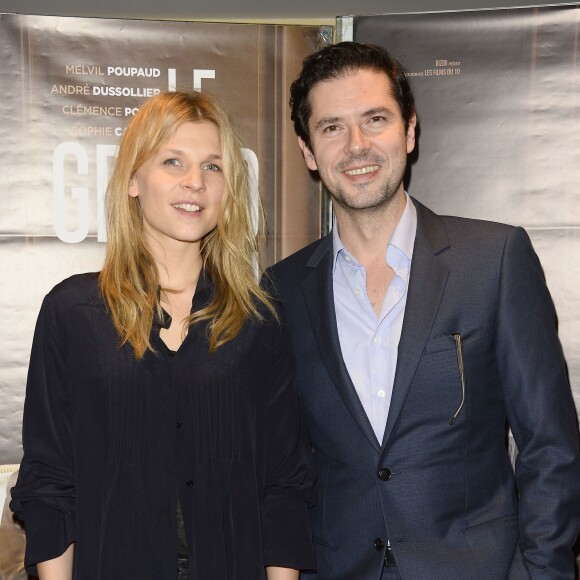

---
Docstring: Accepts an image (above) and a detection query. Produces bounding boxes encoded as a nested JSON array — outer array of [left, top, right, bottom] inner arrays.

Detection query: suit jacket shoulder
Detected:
[[412, 196, 515, 249], [269, 234, 332, 289]]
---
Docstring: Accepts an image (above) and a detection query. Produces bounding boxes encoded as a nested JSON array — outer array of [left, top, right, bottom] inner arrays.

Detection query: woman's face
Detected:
[[129, 121, 224, 254]]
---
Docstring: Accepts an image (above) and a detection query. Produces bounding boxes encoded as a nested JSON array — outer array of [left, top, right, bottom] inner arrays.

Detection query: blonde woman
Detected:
[[11, 91, 314, 580]]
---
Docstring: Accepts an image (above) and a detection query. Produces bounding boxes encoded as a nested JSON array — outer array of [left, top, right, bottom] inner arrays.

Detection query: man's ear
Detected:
[[406, 113, 417, 155], [298, 137, 318, 172], [128, 175, 139, 198]]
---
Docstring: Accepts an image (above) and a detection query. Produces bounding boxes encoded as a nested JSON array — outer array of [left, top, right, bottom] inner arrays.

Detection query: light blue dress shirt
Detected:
[[332, 195, 417, 444]]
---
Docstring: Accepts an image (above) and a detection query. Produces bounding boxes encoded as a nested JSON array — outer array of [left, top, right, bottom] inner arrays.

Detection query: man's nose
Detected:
[[345, 126, 371, 156]]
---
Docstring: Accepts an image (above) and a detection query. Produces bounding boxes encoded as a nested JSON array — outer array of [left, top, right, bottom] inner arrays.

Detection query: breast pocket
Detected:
[[424, 324, 489, 355], [417, 324, 491, 426]]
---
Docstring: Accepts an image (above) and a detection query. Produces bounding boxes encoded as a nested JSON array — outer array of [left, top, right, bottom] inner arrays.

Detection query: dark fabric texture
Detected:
[[269, 198, 580, 580], [10, 272, 315, 579]]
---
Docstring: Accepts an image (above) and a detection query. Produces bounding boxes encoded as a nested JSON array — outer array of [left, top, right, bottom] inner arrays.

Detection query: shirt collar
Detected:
[[153, 268, 214, 330], [390, 193, 417, 262], [332, 221, 347, 274], [332, 193, 417, 273]]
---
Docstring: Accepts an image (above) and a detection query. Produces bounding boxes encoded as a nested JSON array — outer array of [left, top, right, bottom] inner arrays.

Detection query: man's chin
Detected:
[[331, 189, 401, 213]]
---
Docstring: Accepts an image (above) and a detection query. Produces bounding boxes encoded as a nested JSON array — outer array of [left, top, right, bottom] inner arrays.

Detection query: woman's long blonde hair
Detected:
[[99, 91, 275, 358]]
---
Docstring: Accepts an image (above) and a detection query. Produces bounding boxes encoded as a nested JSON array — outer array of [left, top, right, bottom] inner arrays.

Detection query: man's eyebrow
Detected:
[[363, 106, 396, 118], [313, 107, 397, 131], [314, 116, 342, 131]]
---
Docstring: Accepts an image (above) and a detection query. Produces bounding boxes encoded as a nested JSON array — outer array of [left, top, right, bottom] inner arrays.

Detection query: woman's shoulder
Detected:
[[45, 271, 103, 308]]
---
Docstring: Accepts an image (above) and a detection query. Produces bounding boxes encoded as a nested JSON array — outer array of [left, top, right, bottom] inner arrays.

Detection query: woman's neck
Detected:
[[149, 241, 203, 351], [146, 237, 203, 292]]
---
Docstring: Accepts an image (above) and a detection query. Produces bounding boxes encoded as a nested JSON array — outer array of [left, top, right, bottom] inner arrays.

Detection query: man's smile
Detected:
[[343, 165, 380, 176]]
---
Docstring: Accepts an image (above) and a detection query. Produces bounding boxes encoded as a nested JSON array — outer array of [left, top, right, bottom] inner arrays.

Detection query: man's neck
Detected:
[[335, 191, 406, 268]]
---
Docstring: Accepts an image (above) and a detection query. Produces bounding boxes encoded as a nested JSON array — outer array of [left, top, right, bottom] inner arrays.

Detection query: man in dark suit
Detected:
[[269, 42, 580, 579]]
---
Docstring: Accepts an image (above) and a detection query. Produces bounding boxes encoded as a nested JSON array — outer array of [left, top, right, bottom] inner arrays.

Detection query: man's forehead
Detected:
[[312, 68, 391, 89], [308, 72, 399, 122]]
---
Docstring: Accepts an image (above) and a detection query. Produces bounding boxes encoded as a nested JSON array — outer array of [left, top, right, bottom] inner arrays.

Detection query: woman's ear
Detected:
[[128, 176, 139, 198]]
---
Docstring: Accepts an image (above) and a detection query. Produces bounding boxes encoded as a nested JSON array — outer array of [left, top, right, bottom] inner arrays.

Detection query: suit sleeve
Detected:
[[495, 226, 580, 578], [10, 292, 76, 575], [260, 308, 316, 571]]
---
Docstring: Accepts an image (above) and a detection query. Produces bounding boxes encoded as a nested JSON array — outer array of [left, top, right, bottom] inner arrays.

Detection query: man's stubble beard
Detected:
[[327, 158, 406, 215]]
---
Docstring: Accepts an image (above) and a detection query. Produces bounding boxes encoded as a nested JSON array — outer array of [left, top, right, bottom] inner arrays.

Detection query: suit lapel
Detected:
[[381, 199, 451, 449], [301, 235, 381, 453]]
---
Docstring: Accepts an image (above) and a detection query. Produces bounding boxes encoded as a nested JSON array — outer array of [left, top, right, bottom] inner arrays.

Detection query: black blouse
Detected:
[[10, 272, 315, 579]]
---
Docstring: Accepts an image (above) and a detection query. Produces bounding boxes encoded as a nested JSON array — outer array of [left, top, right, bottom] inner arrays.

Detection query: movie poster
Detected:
[[0, 13, 329, 465]]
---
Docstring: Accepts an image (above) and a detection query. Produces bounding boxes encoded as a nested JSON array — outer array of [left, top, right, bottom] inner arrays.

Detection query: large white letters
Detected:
[[53, 142, 89, 244], [53, 143, 118, 243]]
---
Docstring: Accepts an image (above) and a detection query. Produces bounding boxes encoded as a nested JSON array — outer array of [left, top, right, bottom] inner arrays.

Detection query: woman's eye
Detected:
[[163, 158, 181, 167], [204, 163, 222, 172]]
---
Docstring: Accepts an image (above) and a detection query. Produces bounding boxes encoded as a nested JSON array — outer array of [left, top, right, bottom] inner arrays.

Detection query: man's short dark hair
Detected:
[[289, 41, 417, 150]]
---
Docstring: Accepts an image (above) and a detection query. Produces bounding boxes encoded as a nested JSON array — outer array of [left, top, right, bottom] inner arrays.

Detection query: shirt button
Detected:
[[378, 468, 391, 481], [354, 288, 361, 297], [176, 420, 182, 428], [374, 538, 384, 551], [345, 255, 351, 262], [373, 336, 381, 345], [186, 480, 194, 487], [377, 390, 386, 398]]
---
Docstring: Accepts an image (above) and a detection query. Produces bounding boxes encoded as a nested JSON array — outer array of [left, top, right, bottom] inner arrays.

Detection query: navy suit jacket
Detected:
[[269, 198, 580, 580]]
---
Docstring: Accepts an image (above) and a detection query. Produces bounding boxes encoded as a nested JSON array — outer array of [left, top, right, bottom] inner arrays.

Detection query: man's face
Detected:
[[299, 69, 416, 214]]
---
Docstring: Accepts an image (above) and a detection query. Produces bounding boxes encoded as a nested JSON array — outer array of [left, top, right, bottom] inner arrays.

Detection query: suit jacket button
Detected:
[[374, 538, 384, 551], [186, 480, 194, 487], [378, 468, 391, 481]]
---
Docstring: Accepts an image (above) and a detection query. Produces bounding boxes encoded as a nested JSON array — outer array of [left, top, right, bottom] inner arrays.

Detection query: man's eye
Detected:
[[323, 125, 339, 134]]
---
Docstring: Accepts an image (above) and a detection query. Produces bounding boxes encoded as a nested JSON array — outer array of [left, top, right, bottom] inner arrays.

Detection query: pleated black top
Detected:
[[11, 272, 315, 579]]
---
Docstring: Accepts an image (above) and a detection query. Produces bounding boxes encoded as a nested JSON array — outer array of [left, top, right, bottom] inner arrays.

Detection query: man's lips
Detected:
[[343, 165, 380, 176]]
